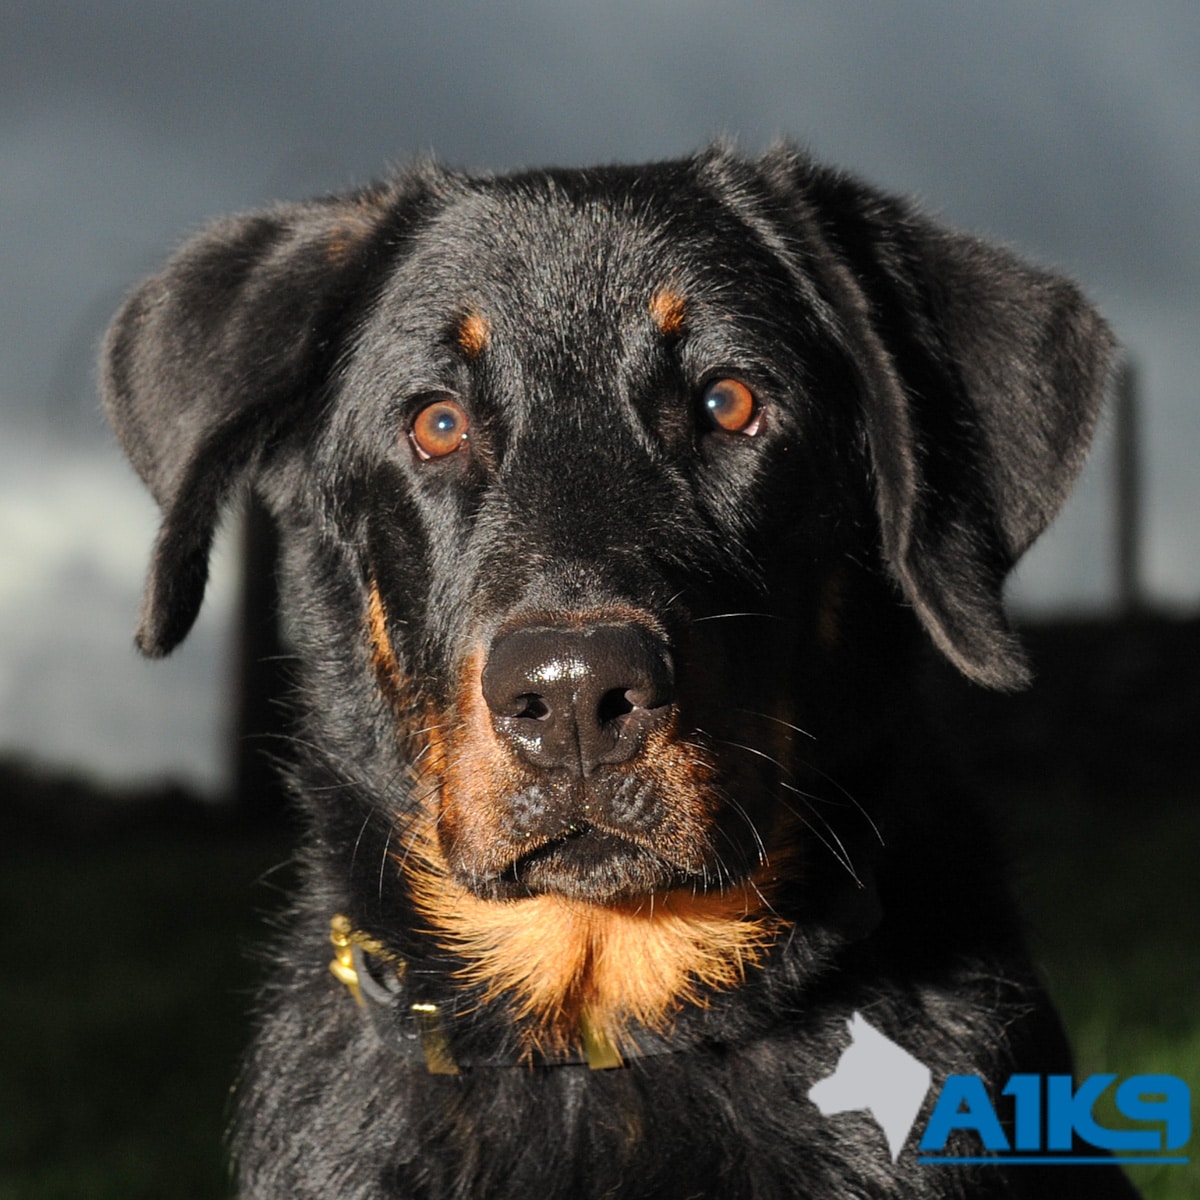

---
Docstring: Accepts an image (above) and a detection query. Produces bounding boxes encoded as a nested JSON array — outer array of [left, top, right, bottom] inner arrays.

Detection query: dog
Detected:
[[103, 144, 1140, 1197]]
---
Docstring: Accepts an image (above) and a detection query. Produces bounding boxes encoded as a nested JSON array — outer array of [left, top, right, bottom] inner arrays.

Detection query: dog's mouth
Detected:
[[483, 824, 696, 903], [425, 627, 784, 907]]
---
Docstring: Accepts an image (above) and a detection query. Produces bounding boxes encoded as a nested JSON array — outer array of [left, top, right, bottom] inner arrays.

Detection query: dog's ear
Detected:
[[762, 149, 1115, 689], [103, 180, 428, 657]]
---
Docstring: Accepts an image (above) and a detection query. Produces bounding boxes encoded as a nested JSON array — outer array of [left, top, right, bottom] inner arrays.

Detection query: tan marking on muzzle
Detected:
[[366, 578, 408, 698]]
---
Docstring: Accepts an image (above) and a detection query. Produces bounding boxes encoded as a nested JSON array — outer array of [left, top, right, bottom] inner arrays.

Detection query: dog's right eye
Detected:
[[409, 398, 470, 460], [702, 378, 760, 436]]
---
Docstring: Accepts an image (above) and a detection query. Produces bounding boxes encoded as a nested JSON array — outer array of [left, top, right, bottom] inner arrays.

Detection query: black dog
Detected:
[[104, 144, 1139, 1198]]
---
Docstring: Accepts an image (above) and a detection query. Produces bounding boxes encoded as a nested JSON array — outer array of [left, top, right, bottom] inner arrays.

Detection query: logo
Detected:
[[809, 1012, 1192, 1168], [807, 1012, 932, 1161], [919, 1072, 1192, 1166]]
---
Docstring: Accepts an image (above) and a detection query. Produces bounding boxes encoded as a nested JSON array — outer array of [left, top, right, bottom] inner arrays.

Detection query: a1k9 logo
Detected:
[[918, 1072, 1192, 1166]]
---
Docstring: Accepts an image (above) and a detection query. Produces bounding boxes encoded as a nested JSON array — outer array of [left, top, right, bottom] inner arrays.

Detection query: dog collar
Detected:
[[329, 915, 643, 1073]]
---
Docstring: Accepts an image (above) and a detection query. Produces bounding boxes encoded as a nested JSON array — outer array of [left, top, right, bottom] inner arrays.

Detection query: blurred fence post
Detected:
[[1113, 357, 1145, 617]]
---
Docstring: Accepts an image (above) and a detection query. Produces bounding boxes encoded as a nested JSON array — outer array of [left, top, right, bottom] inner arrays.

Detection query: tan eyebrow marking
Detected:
[[649, 287, 688, 337], [456, 311, 491, 359]]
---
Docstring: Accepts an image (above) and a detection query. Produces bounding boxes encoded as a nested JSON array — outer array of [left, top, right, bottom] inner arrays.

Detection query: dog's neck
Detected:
[[327, 852, 883, 1073]]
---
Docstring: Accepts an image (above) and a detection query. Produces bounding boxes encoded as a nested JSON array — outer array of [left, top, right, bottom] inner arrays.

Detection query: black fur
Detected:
[[104, 144, 1136, 1198]]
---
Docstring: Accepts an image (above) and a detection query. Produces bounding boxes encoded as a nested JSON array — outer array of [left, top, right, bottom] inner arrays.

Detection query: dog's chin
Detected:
[[475, 828, 694, 904]]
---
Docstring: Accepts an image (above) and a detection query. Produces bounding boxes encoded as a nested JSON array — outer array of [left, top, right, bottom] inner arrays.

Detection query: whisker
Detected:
[[778, 780, 861, 883], [378, 827, 394, 902], [408, 721, 451, 738], [692, 611, 780, 623], [350, 807, 376, 881], [734, 708, 817, 741], [718, 717, 882, 846], [390, 777, 452, 873], [800, 762, 885, 846], [709, 736, 862, 883], [719, 793, 768, 865], [709, 736, 790, 775]]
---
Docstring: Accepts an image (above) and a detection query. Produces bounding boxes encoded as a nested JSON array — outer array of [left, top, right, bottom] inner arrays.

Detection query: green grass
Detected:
[[1012, 796, 1200, 1200], [1, 797, 1195, 1198], [0, 825, 290, 1200]]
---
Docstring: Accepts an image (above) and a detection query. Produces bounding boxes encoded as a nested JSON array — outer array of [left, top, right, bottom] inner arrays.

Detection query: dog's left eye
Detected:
[[702, 378, 760, 436], [409, 398, 470, 460]]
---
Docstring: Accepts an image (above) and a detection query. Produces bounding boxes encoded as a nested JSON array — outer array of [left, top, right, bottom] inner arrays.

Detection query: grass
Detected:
[[1010, 794, 1200, 1200], [0, 789, 1195, 1198], [0, 819, 290, 1200]]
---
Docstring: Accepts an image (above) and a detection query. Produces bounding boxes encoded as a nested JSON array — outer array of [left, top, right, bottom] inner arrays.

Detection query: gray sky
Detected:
[[2, 1, 1198, 791]]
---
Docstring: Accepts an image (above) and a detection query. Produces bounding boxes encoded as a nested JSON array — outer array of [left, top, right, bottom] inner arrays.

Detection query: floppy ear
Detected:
[[764, 149, 1115, 689], [103, 180, 425, 657]]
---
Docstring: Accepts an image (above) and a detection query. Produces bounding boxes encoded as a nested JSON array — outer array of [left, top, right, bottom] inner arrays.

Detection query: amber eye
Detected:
[[409, 398, 469, 460], [702, 378, 759, 435]]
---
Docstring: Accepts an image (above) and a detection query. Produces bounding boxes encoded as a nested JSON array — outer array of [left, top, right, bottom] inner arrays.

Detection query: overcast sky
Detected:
[[2, 1, 1198, 792]]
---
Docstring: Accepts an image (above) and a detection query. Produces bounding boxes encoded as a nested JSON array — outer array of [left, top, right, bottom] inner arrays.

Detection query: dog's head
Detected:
[[104, 146, 1110, 1001]]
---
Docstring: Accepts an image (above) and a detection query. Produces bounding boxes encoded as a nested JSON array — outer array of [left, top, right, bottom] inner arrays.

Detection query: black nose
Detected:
[[481, 624, 674, 777]]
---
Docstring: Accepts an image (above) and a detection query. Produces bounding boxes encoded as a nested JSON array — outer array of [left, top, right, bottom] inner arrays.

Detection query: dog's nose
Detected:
[[481, 624, 674, 776]]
